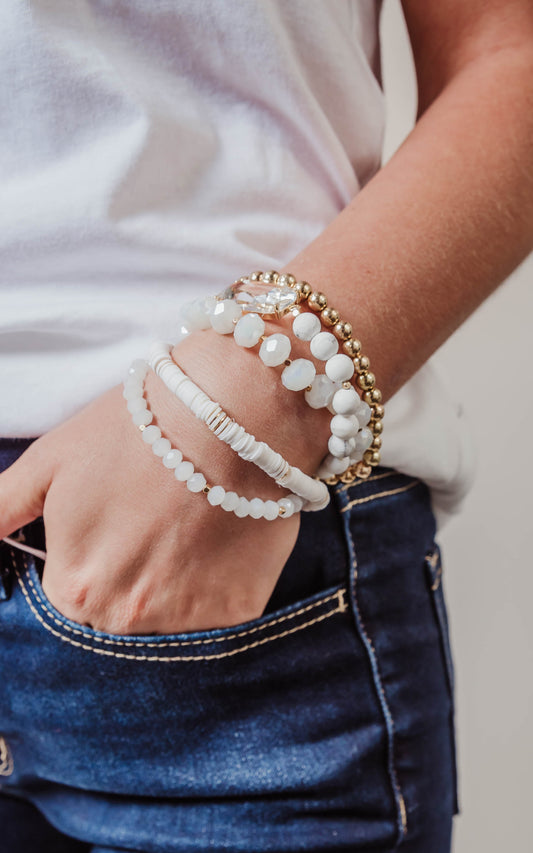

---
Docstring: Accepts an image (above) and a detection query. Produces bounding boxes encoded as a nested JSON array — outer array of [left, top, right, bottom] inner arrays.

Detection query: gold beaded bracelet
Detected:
[[242, 270, 384, 485]]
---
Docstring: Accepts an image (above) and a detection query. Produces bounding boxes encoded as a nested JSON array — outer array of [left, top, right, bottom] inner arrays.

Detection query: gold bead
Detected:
[[354, 460, 373, 480], [353, 355, 370, 374], [277, 273, 296, 287], [342, 338, 361, 357], [371, 419, 383, 434], [342, 380, 352, 389], [363, 388, 382, 405], [298, 281, 312, 299], [250, 270, 263, 281], [321, 307, 340, 326], [203, 485, 211, 493], [357, 371, 376, 390], [370, 435, 382, 450], [363, 449, 381, 466], [372, 403, 385, 419], [308, 291, 328, 312], [334, 321, 352, 340], [261, 270, 279, 283]]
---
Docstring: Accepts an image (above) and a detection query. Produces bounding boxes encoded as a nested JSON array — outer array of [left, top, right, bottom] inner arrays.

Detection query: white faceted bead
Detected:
[[127, 397, 147, 415], [142, 425, 162, 445], [278, 497, 295, 518], [281, 359, 316, 392], [310, 332, 338, 361], [355, 428, 373, 452], [332, 387, 360, 415], [175, 323, 192, 344], [355, 401, 372, 427], [128, 359, 149, 380], [249, 498, 265, 519], [221, 491, 240, 511], [263, 500, 279, 521], [259, 333, 292, 367], [305, 374, 339, 409], [132, 409, 153, 427], [328, 435, 356, 458], [290, 495, 304, 513], [178, 299, 211, 332], [331, 414, 359, 439], [209, 299, 242, 334], [123, 383, 143, 401], [234, 497, 250, 518], [175, 460, 195, 481], [325, 354, 355, 382], [163, 449, 183, 468], [207, 485, 226, 506], [152, 437, 172, 457], [233, 313, 265, 348], [292, 311, 321, 341], [187, 473, 207, 493]]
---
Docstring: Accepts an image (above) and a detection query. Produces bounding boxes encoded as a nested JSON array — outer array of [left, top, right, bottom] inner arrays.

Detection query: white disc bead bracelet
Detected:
[[123, 361, 305, 520]]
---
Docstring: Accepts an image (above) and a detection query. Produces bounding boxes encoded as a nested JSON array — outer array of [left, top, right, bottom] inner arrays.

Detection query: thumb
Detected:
[[0, 439, 53, 539]]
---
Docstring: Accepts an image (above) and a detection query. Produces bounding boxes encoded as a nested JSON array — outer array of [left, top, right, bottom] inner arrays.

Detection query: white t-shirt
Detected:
[[0, 0, 475, 524]]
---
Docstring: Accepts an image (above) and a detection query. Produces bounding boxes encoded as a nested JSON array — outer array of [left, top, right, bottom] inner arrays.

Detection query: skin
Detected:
[[0, 0, 532, 634]]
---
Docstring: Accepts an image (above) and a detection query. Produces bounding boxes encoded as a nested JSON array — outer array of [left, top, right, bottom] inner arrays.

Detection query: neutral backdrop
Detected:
[[380, 2, 533, 851]]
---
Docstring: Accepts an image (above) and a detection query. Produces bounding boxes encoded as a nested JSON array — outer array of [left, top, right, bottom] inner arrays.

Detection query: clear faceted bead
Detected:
[[222, 278, 297, 317]]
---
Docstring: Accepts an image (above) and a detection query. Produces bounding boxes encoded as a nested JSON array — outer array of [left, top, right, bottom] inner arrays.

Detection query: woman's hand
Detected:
[[0, 325, 331, 635]]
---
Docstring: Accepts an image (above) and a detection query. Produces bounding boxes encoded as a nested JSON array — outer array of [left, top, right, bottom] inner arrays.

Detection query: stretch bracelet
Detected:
[[123, 360, 304, 520], [148, 342, 330, 511]]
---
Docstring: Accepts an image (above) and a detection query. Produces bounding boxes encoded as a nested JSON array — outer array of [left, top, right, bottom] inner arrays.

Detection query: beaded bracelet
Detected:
[[148, 342, 330, 511], [123, 360, 304, 520]]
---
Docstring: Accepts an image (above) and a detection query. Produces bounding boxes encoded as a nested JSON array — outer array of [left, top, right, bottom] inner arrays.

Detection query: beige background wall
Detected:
[[380, 3, 533, 850]]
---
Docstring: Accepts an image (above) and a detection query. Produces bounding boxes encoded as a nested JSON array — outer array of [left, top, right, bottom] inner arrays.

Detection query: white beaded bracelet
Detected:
[[148, 342, 330, 512], [123, 360, 305, 520]]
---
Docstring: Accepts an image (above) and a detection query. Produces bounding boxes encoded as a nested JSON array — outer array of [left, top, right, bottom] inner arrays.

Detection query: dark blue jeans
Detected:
[[0, 437, 458, 852]]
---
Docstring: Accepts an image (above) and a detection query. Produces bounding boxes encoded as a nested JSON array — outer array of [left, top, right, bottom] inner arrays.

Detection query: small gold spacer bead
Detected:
[[308, 291, 328, 312], [305, 385, 313, 392], [277, 273, 296, 287], [203, 485, 211, 493], [354, 461, 373, 479], [371, 419, 383, 434], [334, 321, 352, 340], [259, 334, 267, 342], [363, 449, 381, 466], [343, 338, 361, 357], [284, 359, 292, 366], [371, 403, 385, 419], [250, 270, 263, 281], [278, 506, 286, 516], [357, 372, 376, 391], [261, 270, 279, 284], [342, 380, 352, 389], [353, 355, 370, 374], [138, 424, 146, 431], [321, 307, 340, 326], [363, 388, 382, 405], [370, 435, 382, 450]]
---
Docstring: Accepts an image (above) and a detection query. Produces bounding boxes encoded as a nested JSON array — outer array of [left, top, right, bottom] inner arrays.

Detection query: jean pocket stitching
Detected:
[[0, 736, 14, 777], [15, 552, 348, 661], [340, 479, 420, 513]]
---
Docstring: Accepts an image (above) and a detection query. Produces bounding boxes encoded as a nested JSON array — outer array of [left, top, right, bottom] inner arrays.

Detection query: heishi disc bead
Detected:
[[209, 299, 242, 334], [207, 485, 226, 506], [292, 311, 321, 341], [310, 332, 339, 361], [355, 401, 372, 427], [127, 397, 147, 415], [332, 386, 360, 414], [233, 312, 266, 348], [221, 491, 240, 511], [259, 333, 292, 366], [186, 472, 207, 493], [249, 498, 265, 519], [152, 437, 172, 457], [355, 428, 374, 452], [234, 497, 250, 518], [175, 460, 195, 481], [163, 449, 183, 468], [331, 414, 359, 438], [304, 374, 339, 409], [263, 500, 280, 521], [325, 353, 355, 382], [128, 359, 149, 379], [328, 435, 356, 458], [281, 358, 316, 392], [132, 409, 153, 427], [141, 425, 162, 444]]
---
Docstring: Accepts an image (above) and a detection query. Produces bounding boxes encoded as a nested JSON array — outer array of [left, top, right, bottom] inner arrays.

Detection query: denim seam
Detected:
[[14, 555, 347, 661], [340, 480, 420, 513], [0, 737, 14, 776], [337, 469, 400, 493], [335, 486, 408, 844]]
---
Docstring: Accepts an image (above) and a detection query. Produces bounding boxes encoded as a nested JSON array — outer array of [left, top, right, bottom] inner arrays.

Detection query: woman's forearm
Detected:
[[283, 44, 533, 402]]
